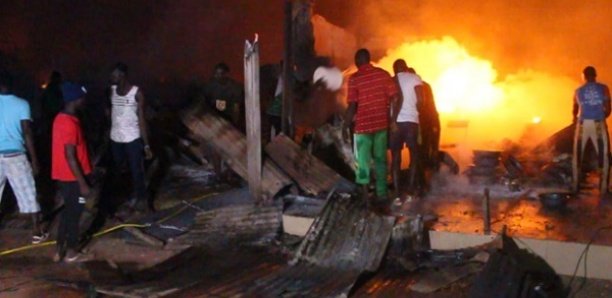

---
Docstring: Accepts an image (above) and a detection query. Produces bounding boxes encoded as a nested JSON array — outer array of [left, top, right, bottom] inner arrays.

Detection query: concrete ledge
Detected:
[[430, 230, 612, 280], [283, 214, 314, 236]]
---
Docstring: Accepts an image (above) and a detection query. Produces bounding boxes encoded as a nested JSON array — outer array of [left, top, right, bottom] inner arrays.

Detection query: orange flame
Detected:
[[375, 36, 577, 152]]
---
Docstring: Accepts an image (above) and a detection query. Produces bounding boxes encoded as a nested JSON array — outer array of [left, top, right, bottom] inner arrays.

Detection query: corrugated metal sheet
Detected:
[[351, 266, 478, 298], [93, 194, 396, 297], [182, 106, 292, 200], [293, 194, 396, 272], [177, 204, 282, 247], [186, 263, 361, 297]]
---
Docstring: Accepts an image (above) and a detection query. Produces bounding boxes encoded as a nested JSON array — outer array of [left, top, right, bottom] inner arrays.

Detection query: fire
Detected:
[[378, 37, 503, 115], [376, 36, 576, 152]]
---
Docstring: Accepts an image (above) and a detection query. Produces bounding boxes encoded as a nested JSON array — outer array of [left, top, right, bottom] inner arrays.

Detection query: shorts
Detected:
[[389, 122, 419, 152], [0, 153, 40, 213]]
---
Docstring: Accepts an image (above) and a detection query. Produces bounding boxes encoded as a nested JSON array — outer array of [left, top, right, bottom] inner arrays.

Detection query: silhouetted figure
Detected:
[[204, 63, 245, 131], [41, 71, 63, 129], [266, 62, 283, 139], [39, 71, 63, 172], [412, 67, 441, 193], [572, 66, 611, 196]]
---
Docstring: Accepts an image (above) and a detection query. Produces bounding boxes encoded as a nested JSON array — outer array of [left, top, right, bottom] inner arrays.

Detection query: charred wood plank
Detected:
[[181, 105, 292, 201], [266, 134, 344, 195]]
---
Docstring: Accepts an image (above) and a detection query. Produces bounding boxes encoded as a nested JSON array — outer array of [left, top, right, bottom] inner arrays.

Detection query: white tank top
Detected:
[[110, 85, 141, 143]]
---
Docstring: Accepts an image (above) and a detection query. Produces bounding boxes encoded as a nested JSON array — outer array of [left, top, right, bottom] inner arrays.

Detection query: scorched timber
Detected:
[[266, 134, 345, 195], [181, 106, 291, 200]]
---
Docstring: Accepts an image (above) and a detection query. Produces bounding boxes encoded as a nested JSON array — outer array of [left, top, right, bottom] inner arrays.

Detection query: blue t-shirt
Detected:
[[576, 82, 610, 121], [0, 94, 31, 153]]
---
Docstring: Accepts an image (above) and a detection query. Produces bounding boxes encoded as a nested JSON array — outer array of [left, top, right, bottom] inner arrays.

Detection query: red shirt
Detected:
[[348, 64, 399, 134], [52, 113, 92, 182]]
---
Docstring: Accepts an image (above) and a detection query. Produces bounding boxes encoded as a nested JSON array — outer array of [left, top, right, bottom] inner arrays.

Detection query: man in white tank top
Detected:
[[109, 62, 153, 212]]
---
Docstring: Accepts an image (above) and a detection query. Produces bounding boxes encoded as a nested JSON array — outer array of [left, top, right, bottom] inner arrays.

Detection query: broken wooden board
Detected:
[[181, 105, 292, 200], [266, 134, 346, 195]]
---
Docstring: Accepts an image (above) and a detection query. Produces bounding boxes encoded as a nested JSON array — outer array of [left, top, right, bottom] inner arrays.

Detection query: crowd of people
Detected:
[[0, 48, 609, 263], [0, 62, 154, 262], [343, 48, 440, 206], [343, 48, 611, 206]]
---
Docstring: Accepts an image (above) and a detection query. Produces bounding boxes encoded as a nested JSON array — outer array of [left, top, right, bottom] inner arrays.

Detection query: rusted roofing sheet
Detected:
[[293, 194, 396, 272], [177, 204, 282, 247]]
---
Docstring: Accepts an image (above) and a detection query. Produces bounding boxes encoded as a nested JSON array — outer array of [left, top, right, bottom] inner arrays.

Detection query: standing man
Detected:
[[0, 71, 46, 244], [52, 82, 91, 262], [344, 49, 400, 204], [413, 67, 441, 192], [391, 59, 424, 195], [203, 63, 244, 182], [418, 73, 441, 172], [204, 62, 245, 131], [38, 71, 63, 174], [109, 63, 153, 212], [572, 66, 611, 196], [266, 63, 283, 139]]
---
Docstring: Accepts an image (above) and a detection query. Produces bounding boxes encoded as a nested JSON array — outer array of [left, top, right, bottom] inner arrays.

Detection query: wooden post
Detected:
[[282, 0, 294, 137], [483, 188, 491, 235], [244, 36, 262, 202]]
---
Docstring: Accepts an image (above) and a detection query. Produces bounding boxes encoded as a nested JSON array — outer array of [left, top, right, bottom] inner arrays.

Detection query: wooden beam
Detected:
[[244, 37, 262, 202], [266, 134, 345, 195], [181, 107, 292, 201]]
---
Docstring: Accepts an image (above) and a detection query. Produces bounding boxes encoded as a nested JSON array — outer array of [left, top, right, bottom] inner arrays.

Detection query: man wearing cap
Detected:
[[0, 71, 46, 244], [572, 66, 611, 196], [52, 82, 92, 262]]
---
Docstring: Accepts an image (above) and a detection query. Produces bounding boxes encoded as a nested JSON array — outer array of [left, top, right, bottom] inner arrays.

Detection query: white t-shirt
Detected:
[[396, 72, 423, 123]]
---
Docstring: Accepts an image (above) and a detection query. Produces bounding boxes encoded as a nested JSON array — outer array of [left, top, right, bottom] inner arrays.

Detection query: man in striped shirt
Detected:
[[344, 49, 400, 204]]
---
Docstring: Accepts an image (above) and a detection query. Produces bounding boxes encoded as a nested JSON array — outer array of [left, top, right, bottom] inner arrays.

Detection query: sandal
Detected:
[[64, 250, 89, 263], [32, 232, 49, 244]]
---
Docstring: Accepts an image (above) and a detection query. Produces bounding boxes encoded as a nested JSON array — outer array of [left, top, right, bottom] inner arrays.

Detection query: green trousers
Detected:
[[354, 130, 388, 198]]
